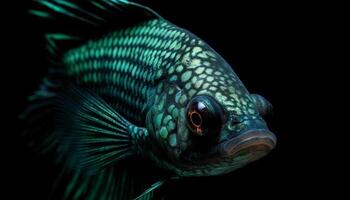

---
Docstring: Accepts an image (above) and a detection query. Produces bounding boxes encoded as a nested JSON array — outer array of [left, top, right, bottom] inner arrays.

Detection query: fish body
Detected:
[[22, 0, 277, 199]]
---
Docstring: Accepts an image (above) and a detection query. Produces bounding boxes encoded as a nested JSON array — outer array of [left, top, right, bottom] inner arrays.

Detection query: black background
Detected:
[[2, 0, 341, 199]]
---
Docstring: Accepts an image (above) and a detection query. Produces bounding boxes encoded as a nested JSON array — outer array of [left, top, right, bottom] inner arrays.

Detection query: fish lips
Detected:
[[219, 129, 277, 160], [175, 129, 276, 176], [180, 129, 276, 165]]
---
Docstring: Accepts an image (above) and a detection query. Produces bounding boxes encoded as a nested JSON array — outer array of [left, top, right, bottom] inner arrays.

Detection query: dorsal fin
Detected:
[[29, 0, 162, 61]]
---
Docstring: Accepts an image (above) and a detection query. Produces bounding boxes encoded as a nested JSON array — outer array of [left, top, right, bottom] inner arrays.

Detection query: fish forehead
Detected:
[[164, 36, 257, 117]]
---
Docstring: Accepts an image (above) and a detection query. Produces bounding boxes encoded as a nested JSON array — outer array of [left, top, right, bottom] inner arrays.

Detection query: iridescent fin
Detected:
[[55, 85, 149, 175], [29, 0, 161, 59], [134, 179, 166, 200], [50, 163, 167, 200], [19, 69, 66, 154]]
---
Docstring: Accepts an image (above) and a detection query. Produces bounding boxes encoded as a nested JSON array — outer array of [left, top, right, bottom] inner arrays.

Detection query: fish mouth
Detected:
[[219, 129, 277, 160], [175, 129, 276, 177]]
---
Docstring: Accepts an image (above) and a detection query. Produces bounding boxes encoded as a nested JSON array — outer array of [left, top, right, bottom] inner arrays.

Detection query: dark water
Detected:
[[3, 0, 335, 199]]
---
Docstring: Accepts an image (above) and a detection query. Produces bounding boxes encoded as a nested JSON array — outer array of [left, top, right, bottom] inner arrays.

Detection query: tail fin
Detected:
[[20, 69, 66, 155]]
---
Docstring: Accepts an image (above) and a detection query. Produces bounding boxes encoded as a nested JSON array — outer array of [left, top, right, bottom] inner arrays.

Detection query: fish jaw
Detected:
[[219, 129, 276, 163]]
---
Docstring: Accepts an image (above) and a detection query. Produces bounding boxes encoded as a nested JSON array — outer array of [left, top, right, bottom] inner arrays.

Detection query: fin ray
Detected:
[[55, 85, 146, 174], [29, 0, 161, 60]]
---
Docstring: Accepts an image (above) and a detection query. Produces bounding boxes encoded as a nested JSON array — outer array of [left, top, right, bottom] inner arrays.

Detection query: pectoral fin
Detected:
[[55, 85, 148, 174]]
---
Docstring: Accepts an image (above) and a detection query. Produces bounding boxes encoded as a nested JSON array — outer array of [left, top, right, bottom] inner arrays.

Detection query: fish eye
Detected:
[[186, 95, 225, 138]]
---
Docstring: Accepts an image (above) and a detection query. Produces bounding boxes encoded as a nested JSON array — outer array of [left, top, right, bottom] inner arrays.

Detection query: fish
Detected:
[[21, 0, 277, 199]]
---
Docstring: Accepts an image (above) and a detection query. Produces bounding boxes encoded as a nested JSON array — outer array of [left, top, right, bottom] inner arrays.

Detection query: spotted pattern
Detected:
[[64, 19, 189, 126], [161, 34, 258, 121], [63, 18, 260, 176]]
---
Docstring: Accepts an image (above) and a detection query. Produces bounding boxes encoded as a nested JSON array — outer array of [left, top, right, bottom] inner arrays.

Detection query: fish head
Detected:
[[145, 44, 276, 177]]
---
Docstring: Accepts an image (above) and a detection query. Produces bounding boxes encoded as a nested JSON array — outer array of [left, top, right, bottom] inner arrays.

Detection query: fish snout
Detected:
[[220, 119, 276, 161]]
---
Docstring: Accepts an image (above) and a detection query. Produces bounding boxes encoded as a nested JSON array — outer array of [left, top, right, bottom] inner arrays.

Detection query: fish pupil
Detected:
[[187, 101, 207, 136], [190, 111, 202, 126]]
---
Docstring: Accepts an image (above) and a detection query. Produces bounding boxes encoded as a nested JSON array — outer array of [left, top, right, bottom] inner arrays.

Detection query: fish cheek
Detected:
[[146, 91, 184, 159]]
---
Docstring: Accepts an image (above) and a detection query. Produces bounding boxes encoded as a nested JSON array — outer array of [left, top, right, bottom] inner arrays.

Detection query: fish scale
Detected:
[[63, 19, 188, 125]]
